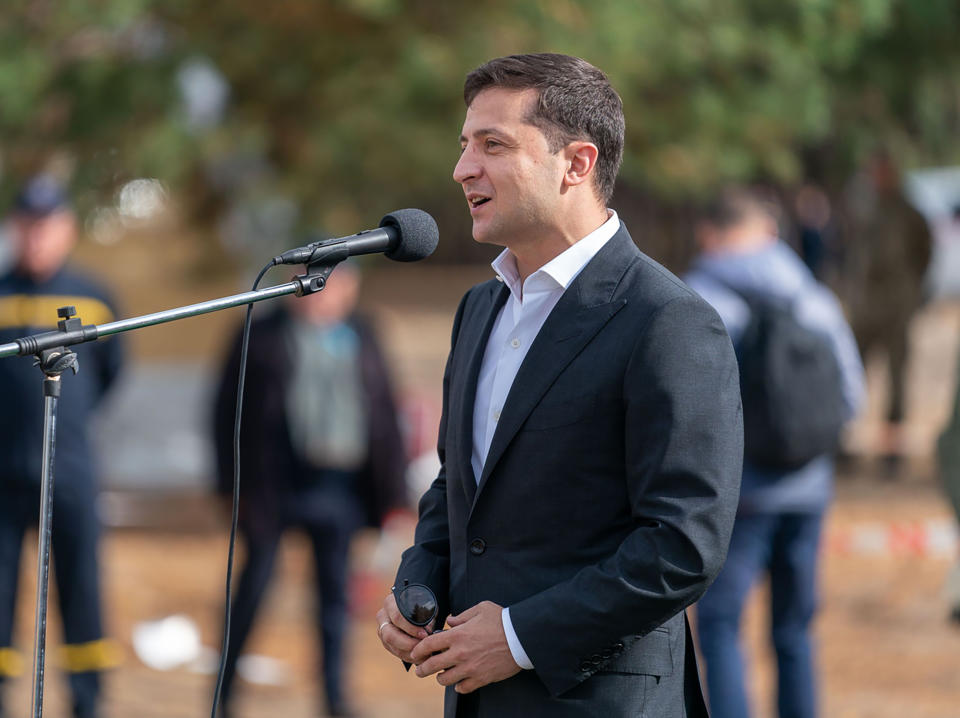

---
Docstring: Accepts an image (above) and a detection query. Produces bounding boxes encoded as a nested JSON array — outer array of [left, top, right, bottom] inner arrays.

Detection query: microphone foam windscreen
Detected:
[[380, 209, 439, 262]]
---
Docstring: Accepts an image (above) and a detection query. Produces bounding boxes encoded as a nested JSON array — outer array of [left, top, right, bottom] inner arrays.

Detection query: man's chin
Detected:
[[470, 221, 504, 247]]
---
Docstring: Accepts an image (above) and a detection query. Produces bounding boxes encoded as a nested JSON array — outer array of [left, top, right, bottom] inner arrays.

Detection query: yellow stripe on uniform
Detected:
[[0, 294, 115, 331], [0, 647, 24, 677], [58, 638, 122, 673]]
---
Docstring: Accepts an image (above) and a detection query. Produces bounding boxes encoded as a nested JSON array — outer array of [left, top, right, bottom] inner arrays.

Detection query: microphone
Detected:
[[274, 209, 438, 266]]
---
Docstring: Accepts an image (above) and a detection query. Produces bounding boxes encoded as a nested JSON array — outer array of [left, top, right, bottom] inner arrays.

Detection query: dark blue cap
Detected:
[[13, 174, 71, 217]]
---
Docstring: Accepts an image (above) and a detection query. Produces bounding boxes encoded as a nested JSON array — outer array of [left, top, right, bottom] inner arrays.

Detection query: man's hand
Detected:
[[410, 601, 522, 694], [376, 593, 432, 664]]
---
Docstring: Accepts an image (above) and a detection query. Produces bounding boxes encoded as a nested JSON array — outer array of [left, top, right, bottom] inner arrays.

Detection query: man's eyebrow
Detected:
[[459, 127, 515, 144]]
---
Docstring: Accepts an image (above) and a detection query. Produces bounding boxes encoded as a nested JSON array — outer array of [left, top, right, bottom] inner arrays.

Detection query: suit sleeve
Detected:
[[393, 289, 471, 627], [508, 293, 744, 696]]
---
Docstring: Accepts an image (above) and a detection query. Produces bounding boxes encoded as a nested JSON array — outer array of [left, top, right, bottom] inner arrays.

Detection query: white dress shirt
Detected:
[[470, 210, 620, 670]]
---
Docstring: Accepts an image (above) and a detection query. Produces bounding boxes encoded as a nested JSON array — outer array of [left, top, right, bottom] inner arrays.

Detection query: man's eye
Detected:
[[485, 139, 501, 149]]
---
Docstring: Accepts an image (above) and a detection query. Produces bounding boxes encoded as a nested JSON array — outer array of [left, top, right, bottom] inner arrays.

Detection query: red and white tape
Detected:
[[826, 519, 959, 557]]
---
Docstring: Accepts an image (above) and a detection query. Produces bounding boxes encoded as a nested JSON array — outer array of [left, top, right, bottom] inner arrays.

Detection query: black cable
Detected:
[[211, 259, 277, 718]]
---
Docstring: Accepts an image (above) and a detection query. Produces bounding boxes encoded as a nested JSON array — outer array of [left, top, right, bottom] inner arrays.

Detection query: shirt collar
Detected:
[[491, 210, 620, 299]]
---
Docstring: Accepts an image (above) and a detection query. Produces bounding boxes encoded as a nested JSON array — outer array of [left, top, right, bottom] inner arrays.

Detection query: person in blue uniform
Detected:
[[0, 175, 124, 718]]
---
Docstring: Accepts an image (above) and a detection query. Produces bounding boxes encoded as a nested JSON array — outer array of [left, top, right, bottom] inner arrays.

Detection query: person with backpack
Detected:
[[684, 187, 865, 718]]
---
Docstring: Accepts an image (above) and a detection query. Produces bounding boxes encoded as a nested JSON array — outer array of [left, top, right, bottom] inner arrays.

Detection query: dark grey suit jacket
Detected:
[[397, 224, 743, 717]]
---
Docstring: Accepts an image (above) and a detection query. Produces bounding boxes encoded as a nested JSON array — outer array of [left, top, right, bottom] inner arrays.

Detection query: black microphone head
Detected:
[[379, 209, 439, 262]]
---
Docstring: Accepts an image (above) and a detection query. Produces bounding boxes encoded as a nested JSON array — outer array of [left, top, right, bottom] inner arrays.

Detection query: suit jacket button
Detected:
[[613, 642, 624, 652], [601, 648, 613, 659], [579, 660, 592, 673], [469, 538, 486, 555]]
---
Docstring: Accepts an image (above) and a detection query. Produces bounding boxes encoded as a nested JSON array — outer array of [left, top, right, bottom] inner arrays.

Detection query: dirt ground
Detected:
[[5, 266, 960, 717], [5, 475, 959, 718]]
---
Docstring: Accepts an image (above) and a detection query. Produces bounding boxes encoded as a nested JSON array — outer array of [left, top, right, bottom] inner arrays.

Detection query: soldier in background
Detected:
[[843, 152, 932, 474], [0, 174, 124, 718]]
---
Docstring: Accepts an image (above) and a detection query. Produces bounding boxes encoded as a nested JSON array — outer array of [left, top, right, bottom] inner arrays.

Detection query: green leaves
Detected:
[[1, 0, 958, 249]]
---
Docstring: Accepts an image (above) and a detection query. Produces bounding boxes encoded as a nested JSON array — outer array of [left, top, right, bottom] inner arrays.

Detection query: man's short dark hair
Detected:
[[464, 53, 624, 204], [700, 186, 781, 231]]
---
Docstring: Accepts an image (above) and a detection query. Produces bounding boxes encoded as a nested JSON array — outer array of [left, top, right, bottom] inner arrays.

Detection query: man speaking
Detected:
[[376, 53, 743, 717]]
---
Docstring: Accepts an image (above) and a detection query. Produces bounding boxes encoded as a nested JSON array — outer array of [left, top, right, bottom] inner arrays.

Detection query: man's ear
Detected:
[[563, 141, 599, 188]]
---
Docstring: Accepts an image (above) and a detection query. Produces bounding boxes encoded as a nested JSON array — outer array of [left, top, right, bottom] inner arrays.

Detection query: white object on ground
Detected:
[[131, 614, 201, 671], [236, 653, 292, 686]]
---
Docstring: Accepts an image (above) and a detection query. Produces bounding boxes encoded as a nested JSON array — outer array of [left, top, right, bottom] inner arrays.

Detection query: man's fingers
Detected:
[[383, 593, 428, 639], [446, 602, 482, 627], [410, 630, 452, 666], [414, 645, 458, 678], [376, 605, 420, 663], [386, 639, 418, 664], [383, 623, 420, 654], [454, 677, 481, 694], [436, 664, 469, 687]]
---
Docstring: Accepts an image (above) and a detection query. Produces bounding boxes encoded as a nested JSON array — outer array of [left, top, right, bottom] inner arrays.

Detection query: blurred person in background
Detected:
[[212, 262, 408, 718], [685, 187, 865, 718], [0, 174, 124, 718], [843, 152, 932, 475]]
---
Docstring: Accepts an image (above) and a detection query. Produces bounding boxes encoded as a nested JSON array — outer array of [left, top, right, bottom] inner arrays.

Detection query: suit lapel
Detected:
[[472, 226, 638, 509], [456, 280, 509, 506]]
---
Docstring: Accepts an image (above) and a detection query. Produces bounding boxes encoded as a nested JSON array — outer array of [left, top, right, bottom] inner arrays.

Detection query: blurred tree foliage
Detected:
[[1, 0, 958, 262]]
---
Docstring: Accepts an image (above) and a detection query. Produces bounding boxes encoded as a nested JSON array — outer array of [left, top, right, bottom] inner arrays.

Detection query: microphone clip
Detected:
[[293, 262, 337, 297], [286, 238, 352, 297]]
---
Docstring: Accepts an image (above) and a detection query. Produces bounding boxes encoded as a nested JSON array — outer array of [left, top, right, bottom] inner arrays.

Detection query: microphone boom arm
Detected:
[[0, 265, 335, 359]]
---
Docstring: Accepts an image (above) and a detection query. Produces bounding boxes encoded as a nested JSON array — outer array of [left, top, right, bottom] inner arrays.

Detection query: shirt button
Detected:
[[493, 409, 501, 422], [510, 337, 521, 348]]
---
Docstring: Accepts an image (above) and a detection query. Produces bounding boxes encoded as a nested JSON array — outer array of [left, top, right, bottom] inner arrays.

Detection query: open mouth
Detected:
[[469, 196, 491, 209]]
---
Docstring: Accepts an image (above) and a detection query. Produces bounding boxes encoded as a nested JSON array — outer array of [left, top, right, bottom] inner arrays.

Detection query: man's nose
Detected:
[[453, 147, 480, 185]]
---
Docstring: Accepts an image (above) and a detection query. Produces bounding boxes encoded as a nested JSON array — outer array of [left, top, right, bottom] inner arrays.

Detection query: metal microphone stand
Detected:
[[0, 263, 337, 718]]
